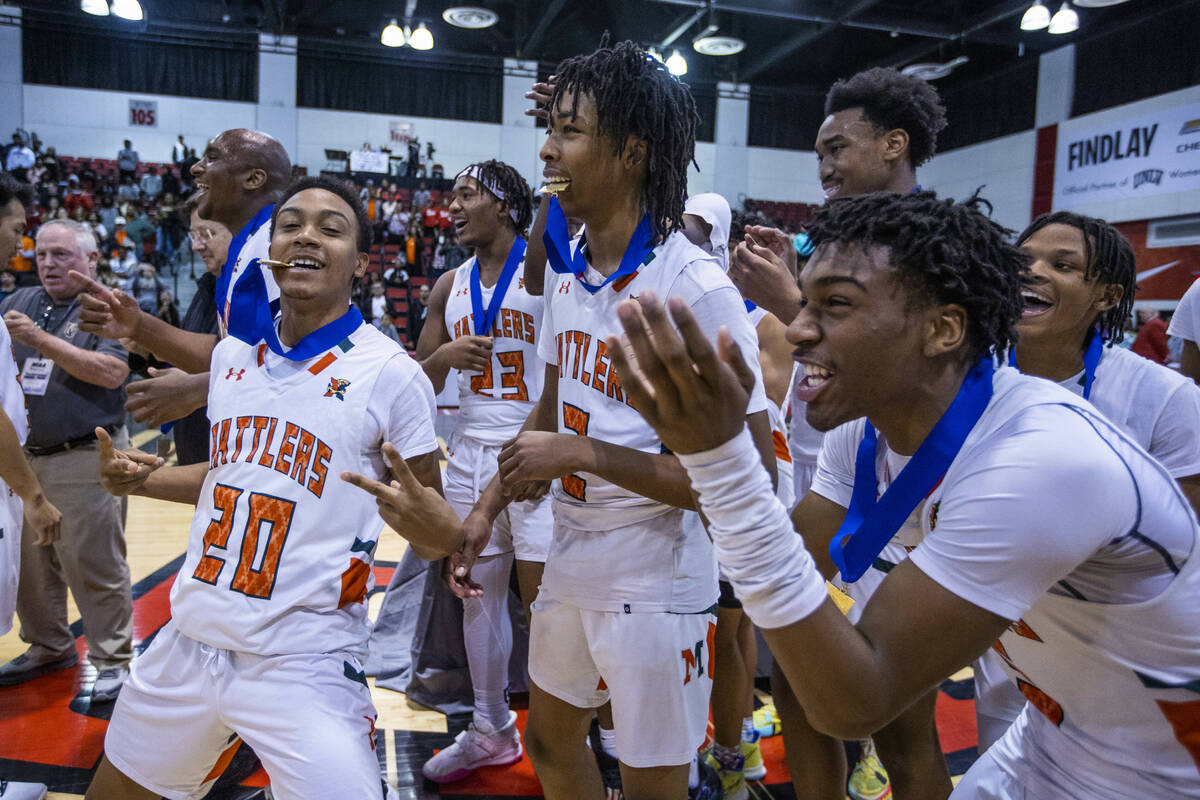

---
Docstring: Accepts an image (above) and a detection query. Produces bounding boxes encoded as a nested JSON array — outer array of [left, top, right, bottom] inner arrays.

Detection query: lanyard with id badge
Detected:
[[21, 295, 76, 397]]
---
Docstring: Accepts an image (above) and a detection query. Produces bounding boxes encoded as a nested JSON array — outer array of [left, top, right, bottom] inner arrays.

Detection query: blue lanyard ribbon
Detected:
[[470, 238, 527, 336], [263, 304, 364, 361], [1007, 327, 1102, 401], [542, 196, 655, 295], [830, 356, 995, 583]]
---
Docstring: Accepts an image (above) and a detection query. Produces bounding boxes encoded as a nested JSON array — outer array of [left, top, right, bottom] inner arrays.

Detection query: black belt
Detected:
[[26, 425, 119, 457]]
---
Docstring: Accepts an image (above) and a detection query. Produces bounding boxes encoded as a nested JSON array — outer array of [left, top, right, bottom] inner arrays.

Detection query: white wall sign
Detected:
[[349, 149, 389, 173], [129, 99, 158, 128], [389, 121, 413, 146], [1054, 102, 1200, 209]]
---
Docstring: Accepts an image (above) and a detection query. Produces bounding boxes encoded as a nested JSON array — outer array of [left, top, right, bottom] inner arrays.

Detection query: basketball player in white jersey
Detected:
[[729, 68, 949, 800], [84, 177, 461, 800], [0, 173, 62, 800], [415, 159, 552, 782], [610, 190, 1200, 800], [446, 42, 775, 800], [75, 129, 290, 424], [970, 210, 1200, 752]]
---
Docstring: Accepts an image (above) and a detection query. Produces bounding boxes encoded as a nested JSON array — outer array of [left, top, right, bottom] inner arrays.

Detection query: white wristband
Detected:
[[679, 430, 828, 629]]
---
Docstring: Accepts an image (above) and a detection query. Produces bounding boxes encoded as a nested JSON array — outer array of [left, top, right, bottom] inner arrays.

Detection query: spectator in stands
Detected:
[[172, 134, 187, 169], [5, 134, 34, 181], [0, 270, 16, 303], [123, 207, 155, 252], [383, 254, 409, 287], [408, 282, 429, 344], [381, 190, 398, 227], [95, 174, 117, 202], [126, 263, 167, 314], [84, 209, 108, 246], [359, 279, 389, 324], [109, 241, 138, 281], [97, 195, 118, 234], [436, 230, 468, 276], [35, 146, 61, 184], [413, 180, 431, 210], [377, 312, 402, 344], [1132, 307, 1171, 364], [437, 195, 452, 232], [156, 289, 179, 327], [0, 218, 134, 701], [156, 194, 184, 269], [180, 147, 199, 188], [116, 176, 140, 205], [8, 231, 34, 285], [117, 139, 139, 183], [421, 200, 439, 235], [139, 165, 162, 200], [161, 165, 180, 199], [63, 176, 93, 217]]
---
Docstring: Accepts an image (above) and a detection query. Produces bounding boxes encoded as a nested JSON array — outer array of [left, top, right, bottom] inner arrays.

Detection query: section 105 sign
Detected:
[[129, 99, 157, 128]]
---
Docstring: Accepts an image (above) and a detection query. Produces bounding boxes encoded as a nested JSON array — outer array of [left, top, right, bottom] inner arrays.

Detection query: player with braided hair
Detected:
[[416, 159, 547, 783], [969, 210, 1200, 752], [608, 189, 1200, 800]]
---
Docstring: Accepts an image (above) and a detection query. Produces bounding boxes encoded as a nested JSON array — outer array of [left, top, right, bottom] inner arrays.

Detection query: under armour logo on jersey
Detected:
[[324, 378, 351, 400], [224, 368, 245, 381], [455, 287, 469, 297], [517, 277, 525, 289], [557, 281, 570, 294]]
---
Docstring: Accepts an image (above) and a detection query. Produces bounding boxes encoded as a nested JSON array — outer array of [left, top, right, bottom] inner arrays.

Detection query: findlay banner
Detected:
[[1054, 101, 1200, 210]]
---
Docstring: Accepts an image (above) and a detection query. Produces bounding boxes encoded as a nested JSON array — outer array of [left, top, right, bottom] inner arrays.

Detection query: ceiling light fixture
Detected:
[[665, 49, 688, 76], [1048, 2, 1079, 34], [381, 18, 405, 47], [442, 7, 498, 29], [646, 46, 664, 62], [1020, 1, 1051, 30], [1074, 0, 1128, 6], [693, 35, 745, 56], [110, 0, 143, 20], [408, 22, 434, 50], [81, 0, 110, 15]]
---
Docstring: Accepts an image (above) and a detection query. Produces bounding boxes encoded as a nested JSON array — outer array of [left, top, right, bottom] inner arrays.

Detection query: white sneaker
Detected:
[[0, 780, 48, 800], [91, 666, 129, 702], [422, 711, 522, 783]]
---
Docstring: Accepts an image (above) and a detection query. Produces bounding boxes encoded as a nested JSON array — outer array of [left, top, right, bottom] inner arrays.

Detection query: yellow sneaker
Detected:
[[847, 740, 891, 800], [752, 702, 781, 738], [703, 751, 748, 800], [740, 739, 765, 780]]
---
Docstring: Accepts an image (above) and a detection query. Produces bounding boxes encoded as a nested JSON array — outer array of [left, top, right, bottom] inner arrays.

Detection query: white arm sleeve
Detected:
[[1149, 381, 1200, 478], [1167, 280, 1200, 341], [367, 355, 439, 469], [807, 419, 864, 508], [678, 429, 829, 629]]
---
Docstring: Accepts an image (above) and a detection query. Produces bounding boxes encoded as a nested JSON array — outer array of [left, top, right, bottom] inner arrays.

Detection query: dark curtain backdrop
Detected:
[[689, 82, 717, 143], [748, 87, 826, 150], [297, 47, 502, 123], [22, 24, 257, 102], [938, 58, 1039, 153], [1073, 3, 1200, 117]]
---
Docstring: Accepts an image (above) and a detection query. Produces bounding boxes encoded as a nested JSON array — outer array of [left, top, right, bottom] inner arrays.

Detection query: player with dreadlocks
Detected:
[[970, 210, 1200, 754], [452, 40, 775, 800], [413, 159, 548, 783], [607, 189, 1200, 800]]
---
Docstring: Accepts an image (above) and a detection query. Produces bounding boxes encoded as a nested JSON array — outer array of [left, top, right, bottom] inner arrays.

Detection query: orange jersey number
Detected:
[[469, 350, 529, 401], [192, 484, 297, 600], [561, 402, 590, 501]]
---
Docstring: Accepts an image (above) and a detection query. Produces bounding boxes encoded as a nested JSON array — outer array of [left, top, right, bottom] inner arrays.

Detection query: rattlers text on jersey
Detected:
[[444, 255, 545, 445], [170, 318, 437, 659]]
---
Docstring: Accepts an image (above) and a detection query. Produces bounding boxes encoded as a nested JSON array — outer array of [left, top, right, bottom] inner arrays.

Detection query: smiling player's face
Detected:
[[268, 188, 366, 306]]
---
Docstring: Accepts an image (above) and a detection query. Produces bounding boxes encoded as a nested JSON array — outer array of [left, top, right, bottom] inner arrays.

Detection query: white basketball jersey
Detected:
[[537, 230, 768, 531], [443, 255, 545, 445], [0, 321, 25, 636], [171, 320, 437, 658]]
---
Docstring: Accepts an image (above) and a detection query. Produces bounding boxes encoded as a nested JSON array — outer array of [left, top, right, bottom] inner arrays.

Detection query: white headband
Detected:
[[456, 165, 519, 223]]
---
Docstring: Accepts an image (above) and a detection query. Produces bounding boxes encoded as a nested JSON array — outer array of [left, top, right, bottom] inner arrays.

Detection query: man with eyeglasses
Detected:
[[0, 219, 134, 704]]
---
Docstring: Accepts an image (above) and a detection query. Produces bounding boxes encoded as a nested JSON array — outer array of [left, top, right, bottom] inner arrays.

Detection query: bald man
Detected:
[[76, 129, 291, 425]]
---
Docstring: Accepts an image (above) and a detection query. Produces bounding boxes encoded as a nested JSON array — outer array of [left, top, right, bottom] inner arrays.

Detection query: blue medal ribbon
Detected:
[[262, 303, 364, 361], [470, 238, 527, 336], [1007, 327, 1102, 401], [542, 196, 655, 295], [830, 356, 995, 583]]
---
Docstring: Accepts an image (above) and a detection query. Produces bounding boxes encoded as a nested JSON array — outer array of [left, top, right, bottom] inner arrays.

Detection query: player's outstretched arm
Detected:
[[729, 240, 803, 326], [0, 409, 60, 545], [417, 270, 493, 393], [341, 443, 463, 562], [607, 291, 1012, 738], [125, 368, 210, 427], [96, 427, 207, 504], [72, 270, 217, 374]]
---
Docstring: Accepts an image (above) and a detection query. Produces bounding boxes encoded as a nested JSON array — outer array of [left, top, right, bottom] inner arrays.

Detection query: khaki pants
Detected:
[[16, 428, 133, 669]]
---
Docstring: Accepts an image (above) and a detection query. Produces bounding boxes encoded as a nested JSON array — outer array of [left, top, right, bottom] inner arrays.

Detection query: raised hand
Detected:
[[524, 76, 556, 120], [744, 224, 800, 278], [125, 367, 208, 427], [729, 240, 803, 323], [96, 426, 164, 496], [71, 270, 144, 340], [341, 443, 463, 559], [607, 292, 755, 455]]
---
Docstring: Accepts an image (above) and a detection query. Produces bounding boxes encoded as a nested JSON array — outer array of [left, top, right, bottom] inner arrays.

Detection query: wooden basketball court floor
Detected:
[[0, 432, 980, 799]]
